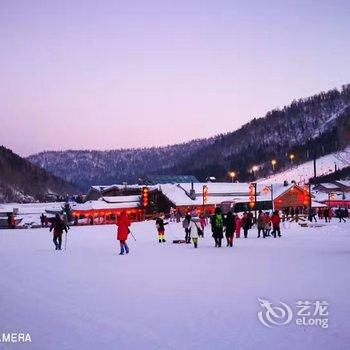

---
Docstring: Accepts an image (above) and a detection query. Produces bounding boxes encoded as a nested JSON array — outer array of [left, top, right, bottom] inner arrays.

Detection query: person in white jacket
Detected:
[[189, 218, 199, 248]]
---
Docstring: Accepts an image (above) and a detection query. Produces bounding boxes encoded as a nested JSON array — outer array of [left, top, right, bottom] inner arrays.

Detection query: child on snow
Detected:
[[156, 215, 168, 243], [199, 214, 206, 237]]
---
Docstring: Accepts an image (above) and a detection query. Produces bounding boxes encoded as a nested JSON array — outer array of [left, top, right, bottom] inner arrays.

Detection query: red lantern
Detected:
[[203, 185, 209, 204], [141, 187, 149, 208]]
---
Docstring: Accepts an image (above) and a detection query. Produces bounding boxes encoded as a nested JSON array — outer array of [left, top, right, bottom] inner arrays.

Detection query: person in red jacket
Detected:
[[117, 211, 131, 255], [271, 210, 281, 238]]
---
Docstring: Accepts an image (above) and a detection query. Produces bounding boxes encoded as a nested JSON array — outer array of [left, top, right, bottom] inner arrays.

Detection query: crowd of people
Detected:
[[150, 208, 283, 250], [282, 206, 349, 223], [48, 204, 349, 255], [24, 202, 347, 255], [316, 207, 349, 223]]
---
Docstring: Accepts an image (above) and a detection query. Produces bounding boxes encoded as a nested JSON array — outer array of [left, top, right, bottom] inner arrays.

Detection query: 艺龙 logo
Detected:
[[257, 298, 293, 328]]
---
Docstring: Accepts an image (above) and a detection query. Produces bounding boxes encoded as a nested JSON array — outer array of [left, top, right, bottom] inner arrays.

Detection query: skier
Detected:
[[156, 215, 168, 243], [257, 210, 266, 238], [117, 211, 130, 255], [182, 214, 192, 243], [235, 215, 242, 238], [211, 207, 224, 247], [224, 211, 235, 247], [271, 210, 281, 238], [49, 214, 68, 250]]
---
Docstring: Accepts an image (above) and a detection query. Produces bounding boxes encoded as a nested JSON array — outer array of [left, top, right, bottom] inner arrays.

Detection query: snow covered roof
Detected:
[[312, 200, 327, 208], [159, 182, 277, 206], [318, 183, 340, 190], [102, 195, 140, 203], [0, 202, 65, 215], [335, 180, 350, 188], [73, 200, 140, 211]]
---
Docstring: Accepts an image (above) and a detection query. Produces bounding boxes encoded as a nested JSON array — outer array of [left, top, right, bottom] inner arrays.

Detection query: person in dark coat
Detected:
[[224, 211, 236, 247], [40, 213, 47, 228], [182, 214, 192, 243], [242, 212, 252, 238], [7, 213, 16, 229], [336, 207, 346, 222], [323, 207, 329, 222], [156, 215, 168, 243], [257, 210, 266, 238], [211, 207, 224, 247], [49, 214, 68, 250]]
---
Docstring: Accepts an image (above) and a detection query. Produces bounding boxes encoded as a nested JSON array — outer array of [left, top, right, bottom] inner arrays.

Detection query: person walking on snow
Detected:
[[235, 215, 242, 238], [323, 207, 329, 222], [199, 213, 207, 237], [50, 214, 68, 250], [117, 211, 131, 255], [257, 210, 266, 238], [264, 212, 271, 236], [188, 218, 200, 248], [242, 212, 251, 238], [211, 207, 224, 247], [224, 211, 235, 247], [271, 210, 282, 238], [156, 215, 168, 243], [182, 214, 192, 243]]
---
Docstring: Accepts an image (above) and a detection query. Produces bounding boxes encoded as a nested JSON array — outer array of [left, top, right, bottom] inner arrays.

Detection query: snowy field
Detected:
[[1, 221, 350, 350]]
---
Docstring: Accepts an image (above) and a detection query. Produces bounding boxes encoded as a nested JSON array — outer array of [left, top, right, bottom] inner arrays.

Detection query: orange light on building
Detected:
[[249, 183, 256, 207], [141, 187, 149, 208], [203, 185, 209, 204]]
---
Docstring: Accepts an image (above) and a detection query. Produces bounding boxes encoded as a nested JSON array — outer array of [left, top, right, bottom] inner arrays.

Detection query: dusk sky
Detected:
[[1, 0, 349, 156]]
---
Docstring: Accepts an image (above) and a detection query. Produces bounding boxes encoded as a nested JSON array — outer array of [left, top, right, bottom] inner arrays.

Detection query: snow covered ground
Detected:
[[0, 221, 350, 350], [259, 146, 350, 185]]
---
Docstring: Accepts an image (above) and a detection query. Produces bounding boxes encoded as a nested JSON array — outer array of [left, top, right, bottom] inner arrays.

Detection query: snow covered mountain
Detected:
[[258, 146, 350, 185], [28, 85, 350, 190], [0, 146, 79, 203]]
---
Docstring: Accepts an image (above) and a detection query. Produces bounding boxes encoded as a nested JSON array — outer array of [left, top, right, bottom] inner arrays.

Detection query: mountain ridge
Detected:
[[0, 146, 80, 203], [28, 84, 350, 190]]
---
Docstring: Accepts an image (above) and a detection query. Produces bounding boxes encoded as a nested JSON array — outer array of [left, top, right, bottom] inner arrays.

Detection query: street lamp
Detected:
[[252, 165, 258, 179], [289, 154, 295, 165], [229, 171, 236, 182], [271, 159, 277, 171]]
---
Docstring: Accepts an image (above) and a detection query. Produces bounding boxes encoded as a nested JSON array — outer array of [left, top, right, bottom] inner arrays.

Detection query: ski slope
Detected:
[[259, 146, 350, 185], [0, 221, 349, 349]]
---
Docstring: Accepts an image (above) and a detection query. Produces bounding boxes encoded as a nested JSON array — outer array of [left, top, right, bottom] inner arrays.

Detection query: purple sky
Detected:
[[1, 0, 349, 156]]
